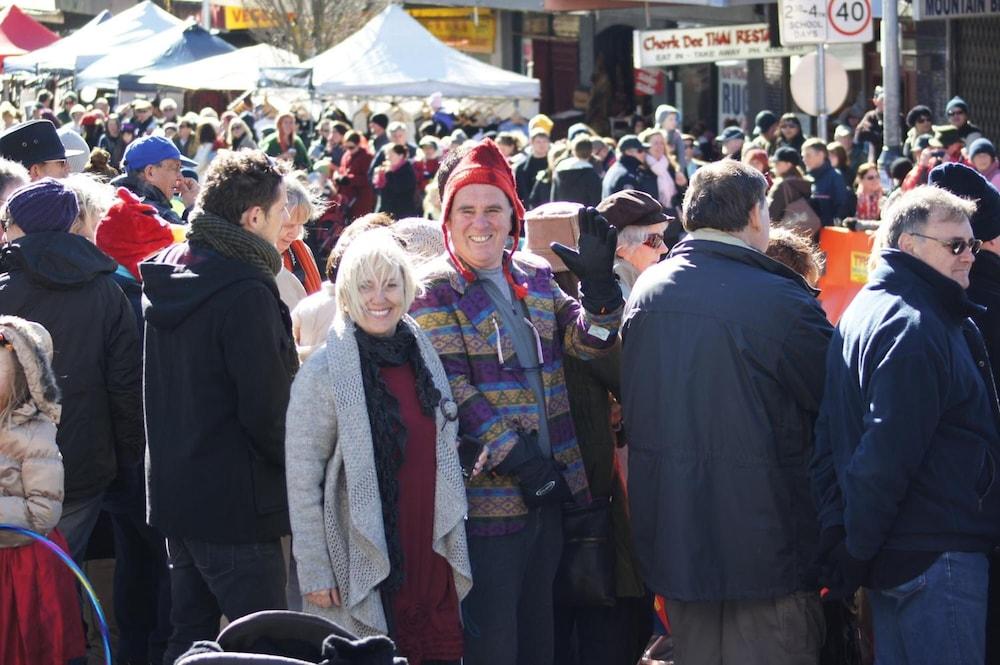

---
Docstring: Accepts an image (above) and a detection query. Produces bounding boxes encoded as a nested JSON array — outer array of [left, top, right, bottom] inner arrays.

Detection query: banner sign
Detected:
[[912, 0, 1000, 19], [408, 7, 496, 54], [633, 68, 665, 96], [633, 23, 810, 67]]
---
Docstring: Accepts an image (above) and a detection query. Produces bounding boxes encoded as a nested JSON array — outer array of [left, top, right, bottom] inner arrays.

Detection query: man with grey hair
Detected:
[[812, 185, 1000, 664], [622, 159, 832, 663]]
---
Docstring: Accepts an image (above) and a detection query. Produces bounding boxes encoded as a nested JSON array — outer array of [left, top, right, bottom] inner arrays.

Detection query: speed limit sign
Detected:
[[779, 0, 873, 44], [827, 0, 872, 38]]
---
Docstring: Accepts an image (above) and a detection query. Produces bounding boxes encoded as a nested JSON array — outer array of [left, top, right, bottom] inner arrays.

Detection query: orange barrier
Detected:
[[816, 227, 875, 324]]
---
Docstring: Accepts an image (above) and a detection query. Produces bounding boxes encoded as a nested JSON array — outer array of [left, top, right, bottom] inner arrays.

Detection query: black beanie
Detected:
[[369, 113, 389, 130], [929, 162, 1000, 242]]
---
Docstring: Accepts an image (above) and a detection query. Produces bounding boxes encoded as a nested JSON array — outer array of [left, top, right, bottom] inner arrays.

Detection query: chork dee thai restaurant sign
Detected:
[[633, 23, 810, 67]]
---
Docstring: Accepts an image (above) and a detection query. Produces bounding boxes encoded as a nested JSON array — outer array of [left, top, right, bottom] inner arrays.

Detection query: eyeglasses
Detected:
[[43, 159, 67, 168], [908, 232, 982, 255], [947, 110, 966, 116], [642, 233, 664, 249]]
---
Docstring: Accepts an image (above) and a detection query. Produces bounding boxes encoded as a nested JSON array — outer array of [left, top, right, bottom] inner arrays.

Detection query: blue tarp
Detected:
[[77, 21, 236, 90]]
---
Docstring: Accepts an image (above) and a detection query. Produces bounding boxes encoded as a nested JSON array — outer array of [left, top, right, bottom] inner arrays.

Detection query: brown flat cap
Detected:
[[596, 190, 672, 230]]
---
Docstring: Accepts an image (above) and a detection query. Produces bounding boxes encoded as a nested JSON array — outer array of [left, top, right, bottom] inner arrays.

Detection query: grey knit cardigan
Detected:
[[285, 313, 472, 637]]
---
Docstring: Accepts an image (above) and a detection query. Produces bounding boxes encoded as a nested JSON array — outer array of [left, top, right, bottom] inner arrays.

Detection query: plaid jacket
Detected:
[[410, 252, 621, 535]]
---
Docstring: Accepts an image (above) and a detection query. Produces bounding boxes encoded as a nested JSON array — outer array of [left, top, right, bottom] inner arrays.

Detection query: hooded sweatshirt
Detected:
[[140, 243, 298, 543], [0, 232, 143, 501]]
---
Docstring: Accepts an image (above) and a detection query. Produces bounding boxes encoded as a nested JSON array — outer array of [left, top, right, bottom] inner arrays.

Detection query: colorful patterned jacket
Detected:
[[410, 251, 621, 535]]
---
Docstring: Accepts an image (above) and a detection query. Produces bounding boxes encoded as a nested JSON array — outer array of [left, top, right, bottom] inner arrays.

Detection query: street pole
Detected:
[[816, 43, 828, 141], [201, 0, 211, 30], [879, 0, 901, 174]]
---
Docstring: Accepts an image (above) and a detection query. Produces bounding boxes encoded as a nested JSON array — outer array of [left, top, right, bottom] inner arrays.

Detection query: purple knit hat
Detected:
[[6, 177, 79, 234]]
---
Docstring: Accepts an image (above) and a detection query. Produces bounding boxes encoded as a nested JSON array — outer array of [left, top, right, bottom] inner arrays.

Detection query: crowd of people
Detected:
[[0, 82, 999, 665]]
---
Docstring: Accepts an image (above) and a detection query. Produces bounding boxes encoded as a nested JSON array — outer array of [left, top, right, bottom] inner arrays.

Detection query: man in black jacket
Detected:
[[601, 135, 657, 201], [802, 138, 850, 226], [141, 151, 298, 664], [0, 178, 143, 563], [927, 163, 1000, 664], [551, 135, 602, 207], [812, 186, 1000, 664], [622, 160, 832, 663]]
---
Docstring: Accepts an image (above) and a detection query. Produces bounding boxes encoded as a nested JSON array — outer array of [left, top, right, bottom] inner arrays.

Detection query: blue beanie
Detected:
[[6, 177, 79, 234], [969, 138, 996, 161], [929, 163, 1000, 242], [946, 96, 969, 114]]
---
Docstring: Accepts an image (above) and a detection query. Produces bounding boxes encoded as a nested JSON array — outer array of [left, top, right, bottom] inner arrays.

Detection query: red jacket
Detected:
[[338, 149, 375, 219]]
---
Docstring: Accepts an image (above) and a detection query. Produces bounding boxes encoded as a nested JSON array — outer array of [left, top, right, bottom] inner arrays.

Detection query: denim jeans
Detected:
[[868, 551, 988, 665], [162, 537, 287, 665], [462, 504, 563, 665]]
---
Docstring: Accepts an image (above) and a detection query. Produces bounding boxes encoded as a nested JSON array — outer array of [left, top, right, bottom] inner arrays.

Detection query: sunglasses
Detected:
[[947, 110, 966, 116], [643, 233, 664, 249], [43, 159, 68, 168], [909, 232, 982, 255]]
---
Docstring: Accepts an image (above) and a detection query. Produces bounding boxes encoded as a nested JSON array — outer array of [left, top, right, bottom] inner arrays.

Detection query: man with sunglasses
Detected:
[[0, 119, 82, 181], [812, 184, 1000, 664], [622, 160, 833, 664], [946, 96, 984, 146]]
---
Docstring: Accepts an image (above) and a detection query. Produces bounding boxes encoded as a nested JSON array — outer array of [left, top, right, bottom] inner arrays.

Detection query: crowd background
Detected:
[[0, 78, 999, 665]]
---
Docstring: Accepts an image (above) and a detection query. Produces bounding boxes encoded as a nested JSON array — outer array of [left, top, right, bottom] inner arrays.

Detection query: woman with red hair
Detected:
[[263, 111, 311, 171]]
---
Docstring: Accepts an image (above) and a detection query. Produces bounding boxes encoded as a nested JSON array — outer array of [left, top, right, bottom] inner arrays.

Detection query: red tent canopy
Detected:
[[0, 5, 58, 63]]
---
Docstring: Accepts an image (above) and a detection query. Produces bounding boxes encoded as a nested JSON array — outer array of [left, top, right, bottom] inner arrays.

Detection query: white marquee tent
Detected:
[[137, 44, 300, 91], [5, 1, 182, 74], [305, 5, 539, 100]]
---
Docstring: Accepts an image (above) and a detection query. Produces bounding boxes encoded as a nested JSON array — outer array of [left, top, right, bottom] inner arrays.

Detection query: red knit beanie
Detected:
[[440, 139, 527, 299], [95, 188, 175, 281]]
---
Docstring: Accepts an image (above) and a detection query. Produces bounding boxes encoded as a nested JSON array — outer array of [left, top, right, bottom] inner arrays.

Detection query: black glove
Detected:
[[550, 207, 623, 314], [494, 430, 572, 508], [821, 540, 871, 601]]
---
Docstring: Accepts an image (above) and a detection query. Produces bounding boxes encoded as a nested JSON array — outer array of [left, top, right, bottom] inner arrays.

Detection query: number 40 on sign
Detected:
[[779, 0, 873, 45]]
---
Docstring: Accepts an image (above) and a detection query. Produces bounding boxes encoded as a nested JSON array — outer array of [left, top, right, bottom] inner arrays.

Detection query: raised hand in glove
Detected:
[[494, 430, 572, 508], [550, 207, 623, 315]]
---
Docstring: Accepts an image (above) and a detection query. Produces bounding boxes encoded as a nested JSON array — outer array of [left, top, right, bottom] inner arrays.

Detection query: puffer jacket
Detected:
[[409, 252, 621, 536], [0, 413, 62, 547]]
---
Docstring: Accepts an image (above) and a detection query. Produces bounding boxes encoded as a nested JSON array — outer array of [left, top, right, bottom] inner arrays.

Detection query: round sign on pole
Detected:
[[827, 0, 872, 37], [790, 51, 849, 116]]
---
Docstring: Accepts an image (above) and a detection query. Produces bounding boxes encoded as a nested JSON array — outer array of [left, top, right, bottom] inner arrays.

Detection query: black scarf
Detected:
[[187, 211, 282, 277], [355, 321, 441, 594]]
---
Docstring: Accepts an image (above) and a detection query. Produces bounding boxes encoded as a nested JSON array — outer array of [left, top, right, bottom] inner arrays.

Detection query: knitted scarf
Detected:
[[187, 211, 282, 277], [355, 322, 441, 594]]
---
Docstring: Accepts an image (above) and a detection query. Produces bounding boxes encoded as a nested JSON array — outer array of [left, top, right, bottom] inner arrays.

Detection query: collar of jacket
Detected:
[[671, 234, 820, 297], [444, 250, 532, 296], [874, 248, 985, 320], [113, 173, 171, 208], [808, 161, 833, 178]]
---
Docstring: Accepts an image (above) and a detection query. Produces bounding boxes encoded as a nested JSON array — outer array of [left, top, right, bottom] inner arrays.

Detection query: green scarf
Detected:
[[187, 211, 282, 277]]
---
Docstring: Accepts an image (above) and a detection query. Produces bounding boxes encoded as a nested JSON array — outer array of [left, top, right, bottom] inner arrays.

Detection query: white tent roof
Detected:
[[305, 5, 539, 99], [5, 1, 181, 74], [138, 44, 300, 91]]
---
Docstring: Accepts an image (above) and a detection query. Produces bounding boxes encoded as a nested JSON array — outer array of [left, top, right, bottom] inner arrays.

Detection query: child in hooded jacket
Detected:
[[0, 315, 85, 665]]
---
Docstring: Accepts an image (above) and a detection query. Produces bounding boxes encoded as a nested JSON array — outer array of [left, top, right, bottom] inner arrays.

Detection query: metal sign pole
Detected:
[[880, 0, 901, 168], [816, 43, 828, 141]]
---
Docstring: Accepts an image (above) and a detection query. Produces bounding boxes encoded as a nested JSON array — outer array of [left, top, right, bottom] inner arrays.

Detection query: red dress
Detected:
[[0, 528, 87, 665], [381, 363, 463, 665], [339, 149, 376, 219]]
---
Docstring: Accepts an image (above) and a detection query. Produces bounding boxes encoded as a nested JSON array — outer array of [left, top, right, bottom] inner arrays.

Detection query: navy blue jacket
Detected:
[[812, 250, 1000, 562], [601, 154, 658, 201], [622, 238, 832, 601], [807, 161, 850, 226]]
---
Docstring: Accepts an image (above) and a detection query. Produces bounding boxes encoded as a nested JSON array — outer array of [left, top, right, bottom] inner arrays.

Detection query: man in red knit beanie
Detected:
[[410, 139, 624, 665]]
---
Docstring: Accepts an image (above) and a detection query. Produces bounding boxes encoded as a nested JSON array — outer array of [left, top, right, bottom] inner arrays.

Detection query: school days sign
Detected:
[[633, 23, 810, 67]]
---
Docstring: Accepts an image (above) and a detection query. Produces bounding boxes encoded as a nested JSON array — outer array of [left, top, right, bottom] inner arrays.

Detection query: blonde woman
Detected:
[[285, 228, 470, 664]]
